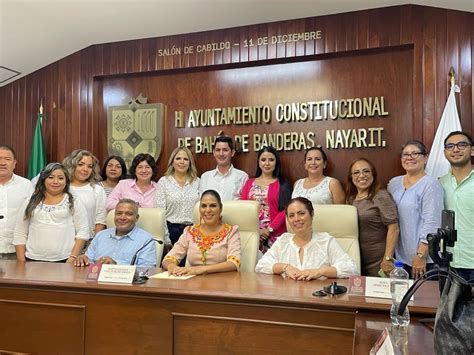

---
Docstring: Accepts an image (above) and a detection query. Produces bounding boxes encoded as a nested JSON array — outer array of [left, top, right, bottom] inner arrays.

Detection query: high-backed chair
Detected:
[[192, 200, 260, 272], [287, 204, 360, 273], [106, 207, 166, 265]]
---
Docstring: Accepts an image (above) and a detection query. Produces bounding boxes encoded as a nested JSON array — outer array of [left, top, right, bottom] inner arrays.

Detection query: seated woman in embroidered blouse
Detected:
[[13, 163, 90, 263], [162, 190, 241, 276], [255, 197, 358, 280]]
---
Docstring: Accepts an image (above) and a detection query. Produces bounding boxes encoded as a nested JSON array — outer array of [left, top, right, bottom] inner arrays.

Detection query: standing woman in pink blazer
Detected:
[[241, 146, 292, 253]]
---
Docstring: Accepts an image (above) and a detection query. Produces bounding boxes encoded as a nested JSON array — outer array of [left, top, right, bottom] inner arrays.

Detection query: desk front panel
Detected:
[[0, 261, 437, 354], [0, 286, 356, 355]]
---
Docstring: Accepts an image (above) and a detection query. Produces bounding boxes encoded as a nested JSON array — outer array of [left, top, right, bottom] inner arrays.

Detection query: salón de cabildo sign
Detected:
[[155, 28, 390, 154], [175, 96, 389, 153]]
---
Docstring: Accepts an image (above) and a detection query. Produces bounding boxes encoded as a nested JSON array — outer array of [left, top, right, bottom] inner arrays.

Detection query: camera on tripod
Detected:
[[427, 210, 457, 269]]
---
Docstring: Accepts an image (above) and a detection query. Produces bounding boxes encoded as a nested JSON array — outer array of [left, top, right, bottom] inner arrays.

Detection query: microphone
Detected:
[[130, 238, 163, 266]]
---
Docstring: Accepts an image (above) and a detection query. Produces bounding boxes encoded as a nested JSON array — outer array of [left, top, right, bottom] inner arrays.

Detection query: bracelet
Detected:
[[69, 255, 78, 259]]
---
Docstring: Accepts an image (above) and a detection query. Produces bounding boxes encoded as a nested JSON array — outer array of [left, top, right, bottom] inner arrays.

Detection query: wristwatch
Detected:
[[268, 227, 274, 234], [384, 256, 392, 261], [416, 252, 426, 259]]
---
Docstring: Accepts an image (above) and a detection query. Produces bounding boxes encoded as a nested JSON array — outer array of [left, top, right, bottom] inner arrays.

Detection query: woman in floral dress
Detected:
[[240, 146, 292, 253]]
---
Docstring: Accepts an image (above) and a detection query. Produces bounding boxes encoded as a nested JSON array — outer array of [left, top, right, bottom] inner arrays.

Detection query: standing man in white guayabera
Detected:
[[0, 145, 33, 260], [439, 131, 474, 282], [199, 136, 248, 200]]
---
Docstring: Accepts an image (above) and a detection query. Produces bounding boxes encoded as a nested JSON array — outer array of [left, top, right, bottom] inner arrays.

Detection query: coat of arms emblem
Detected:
[[107, 94, 164, 167]]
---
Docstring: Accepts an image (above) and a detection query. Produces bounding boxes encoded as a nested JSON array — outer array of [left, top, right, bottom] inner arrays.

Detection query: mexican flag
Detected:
[[27, 105, 47, 179]]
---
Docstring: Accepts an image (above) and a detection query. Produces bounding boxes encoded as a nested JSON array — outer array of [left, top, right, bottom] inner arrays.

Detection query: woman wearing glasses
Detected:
[[387, 140, 443, 279], [347, 158, 399, 277]]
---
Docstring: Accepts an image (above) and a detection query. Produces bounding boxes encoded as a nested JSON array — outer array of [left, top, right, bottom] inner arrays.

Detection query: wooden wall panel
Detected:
[[0, 4, 472, 182], [100, 47, 413, 185]]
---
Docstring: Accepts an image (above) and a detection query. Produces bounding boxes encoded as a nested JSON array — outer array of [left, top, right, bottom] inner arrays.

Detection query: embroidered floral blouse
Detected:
[[249, 183, 271, 230], [163, 224, 241, 269]]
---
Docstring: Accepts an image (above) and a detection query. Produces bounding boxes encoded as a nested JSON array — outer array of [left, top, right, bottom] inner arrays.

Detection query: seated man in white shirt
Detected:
[[199, 136, 248, 200], [74, 199, 156, 267], [0, 145, 33, 260]]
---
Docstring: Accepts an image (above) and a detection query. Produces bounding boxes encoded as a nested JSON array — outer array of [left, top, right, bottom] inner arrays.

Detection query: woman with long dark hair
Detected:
[[162, 190, 240, 276], [240, 146, 292, 253], [13, 163, 89, 262]]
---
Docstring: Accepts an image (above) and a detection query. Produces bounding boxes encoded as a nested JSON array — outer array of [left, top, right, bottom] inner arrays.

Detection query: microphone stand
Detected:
[[130, 238, 163, 284]]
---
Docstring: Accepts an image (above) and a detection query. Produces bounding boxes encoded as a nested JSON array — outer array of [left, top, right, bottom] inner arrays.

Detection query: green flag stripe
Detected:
[[27, 113, 47, 179]]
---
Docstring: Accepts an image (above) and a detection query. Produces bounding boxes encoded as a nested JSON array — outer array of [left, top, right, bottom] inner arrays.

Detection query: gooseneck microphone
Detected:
[[130, 238, 163, 265]]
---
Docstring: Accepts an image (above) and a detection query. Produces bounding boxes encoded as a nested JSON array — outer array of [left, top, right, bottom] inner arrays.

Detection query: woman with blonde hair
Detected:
[[62, 149, 107, 238], [156, 147, 200, 245]]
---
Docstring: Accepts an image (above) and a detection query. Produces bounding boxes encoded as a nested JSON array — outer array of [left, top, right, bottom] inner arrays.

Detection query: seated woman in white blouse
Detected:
[[13, 163, 90, 263], [255, 197, 358, 280]]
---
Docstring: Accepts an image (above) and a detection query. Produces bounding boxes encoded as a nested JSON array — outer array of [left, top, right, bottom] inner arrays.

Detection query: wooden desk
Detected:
[[0, 261, 438, 354]]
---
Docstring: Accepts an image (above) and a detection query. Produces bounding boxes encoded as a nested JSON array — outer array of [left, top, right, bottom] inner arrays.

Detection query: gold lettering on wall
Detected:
[[175, 96, 389, 153], [326, 127, 386, 149], [158, 30, 323, 57]]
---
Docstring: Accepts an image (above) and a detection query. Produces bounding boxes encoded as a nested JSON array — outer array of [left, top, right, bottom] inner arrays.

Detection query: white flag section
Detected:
[[426, 84, 462, 179]]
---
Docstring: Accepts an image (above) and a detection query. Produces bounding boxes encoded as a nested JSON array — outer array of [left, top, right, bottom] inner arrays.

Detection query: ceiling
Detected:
[[1, 0, 473, 87]]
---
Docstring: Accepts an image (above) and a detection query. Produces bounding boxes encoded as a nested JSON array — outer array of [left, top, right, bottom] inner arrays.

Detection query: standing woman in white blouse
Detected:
[[156, 147, 200, 246], [14, 163, 89, 262], [62, 149, 107, 238], [255, 197, 357, 280], [292, 147, 345, 204]]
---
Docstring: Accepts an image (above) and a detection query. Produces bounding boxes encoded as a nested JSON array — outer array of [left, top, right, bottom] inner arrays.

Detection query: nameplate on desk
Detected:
[[349, 276, 414, 300], [370, 327, 400, 355], [96, 264, 136, 284], [86, 264, 102, 281]]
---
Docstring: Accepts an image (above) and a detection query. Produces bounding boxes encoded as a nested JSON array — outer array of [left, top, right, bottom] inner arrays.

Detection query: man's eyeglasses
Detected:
[[401, 152, 424, 159], [352, 169, 372, 177], [444, 141, 471, 151]]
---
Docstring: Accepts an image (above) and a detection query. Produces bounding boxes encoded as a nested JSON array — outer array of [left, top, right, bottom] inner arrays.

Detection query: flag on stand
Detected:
[[426, 84, 462, 179], [27, 104, 47, 179]]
